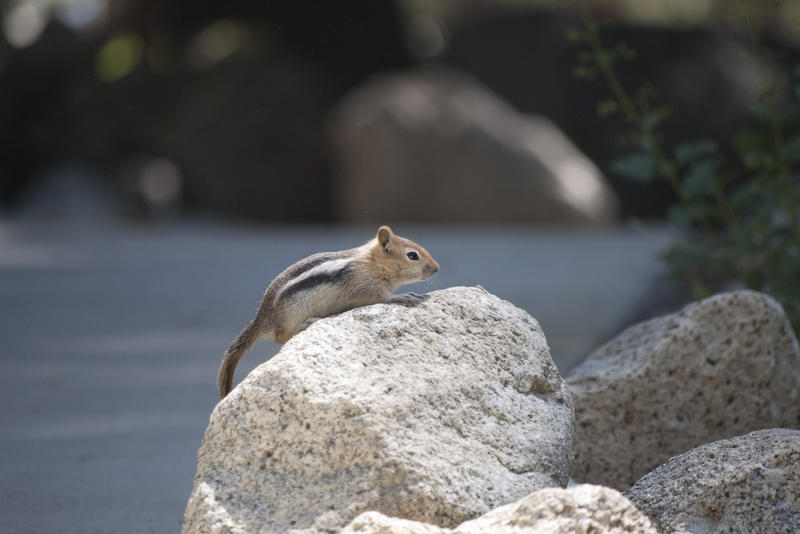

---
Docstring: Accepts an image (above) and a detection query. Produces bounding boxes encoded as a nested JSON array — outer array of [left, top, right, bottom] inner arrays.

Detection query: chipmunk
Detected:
[[217, 225, 439, 399]]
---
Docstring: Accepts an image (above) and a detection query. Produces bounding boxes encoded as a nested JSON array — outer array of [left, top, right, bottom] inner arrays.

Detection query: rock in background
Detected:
[[328, 67, 618, 225], [625, 428, 800, 534], [183, 287, 574, 533], [568, 290, 800, 489], [440, 8, 797, 219], [342, 484, 657, 534]]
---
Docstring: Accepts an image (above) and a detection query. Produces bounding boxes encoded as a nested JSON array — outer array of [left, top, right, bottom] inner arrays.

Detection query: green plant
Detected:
[[569, 3, 800, 330]]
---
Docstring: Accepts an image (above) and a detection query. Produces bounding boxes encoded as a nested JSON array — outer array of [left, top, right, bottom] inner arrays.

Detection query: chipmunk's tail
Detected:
[[217, 319, 261, 399]]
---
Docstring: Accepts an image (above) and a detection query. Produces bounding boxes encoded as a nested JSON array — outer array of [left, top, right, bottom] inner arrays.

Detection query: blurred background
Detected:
[[1, 0, 797, 223], [1, 0, 798, 532]]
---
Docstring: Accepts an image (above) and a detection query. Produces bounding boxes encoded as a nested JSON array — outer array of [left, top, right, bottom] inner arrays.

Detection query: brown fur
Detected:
[[216, 226, 438, 399]]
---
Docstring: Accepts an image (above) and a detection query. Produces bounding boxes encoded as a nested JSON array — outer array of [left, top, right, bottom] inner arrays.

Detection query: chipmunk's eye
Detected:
[[406, 250, 419, 261]]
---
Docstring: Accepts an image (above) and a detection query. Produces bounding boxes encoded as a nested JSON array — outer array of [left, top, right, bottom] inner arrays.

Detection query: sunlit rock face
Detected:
[[328, 67, 618, 225], [341, 484, 658, 534], [183, 287, 574, 533], [568, 290, 800, 490], [626, 429, 800, 534]]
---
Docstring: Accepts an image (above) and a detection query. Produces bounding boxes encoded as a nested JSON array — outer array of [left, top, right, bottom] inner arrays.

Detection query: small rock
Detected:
[[328, 67, 618, 225], [455, 484, 657, 534], [342, 512, 448, 534], [182, 286, 574, 533], [568, 290, 800, 489], [341, 484, 658, 534], [625, 428, 800, 534]]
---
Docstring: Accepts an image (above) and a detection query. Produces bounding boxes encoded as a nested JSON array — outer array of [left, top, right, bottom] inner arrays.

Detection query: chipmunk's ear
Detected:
[[377, 226, 394, 254]]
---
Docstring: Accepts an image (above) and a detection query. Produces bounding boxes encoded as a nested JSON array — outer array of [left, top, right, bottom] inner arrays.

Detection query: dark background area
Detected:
[[1, 0, 798, 223]]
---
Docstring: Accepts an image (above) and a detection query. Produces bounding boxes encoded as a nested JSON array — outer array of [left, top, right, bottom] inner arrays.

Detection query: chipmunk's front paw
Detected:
[[389, 292, 429, 305]]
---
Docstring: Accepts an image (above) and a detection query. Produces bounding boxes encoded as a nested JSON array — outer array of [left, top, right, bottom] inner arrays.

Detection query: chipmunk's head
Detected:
[[374, 225, 439, 284]]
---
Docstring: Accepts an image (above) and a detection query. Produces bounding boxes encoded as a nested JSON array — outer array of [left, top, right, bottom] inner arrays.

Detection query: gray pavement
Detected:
[[0, 220, 673, 533]]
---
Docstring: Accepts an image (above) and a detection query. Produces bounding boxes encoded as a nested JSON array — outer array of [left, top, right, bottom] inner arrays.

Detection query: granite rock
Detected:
[[182, 286, 574, 533], [328, 67, 618, 225], [342, 512, 447, 534], [625, 428, 800, 534], [341, 484, 657, 534], [568, 290, 800, 489], [455, 484, 657, 534]]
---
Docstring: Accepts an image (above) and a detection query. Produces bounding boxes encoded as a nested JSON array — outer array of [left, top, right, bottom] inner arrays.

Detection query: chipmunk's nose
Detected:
[[424, 261, 439, 277]]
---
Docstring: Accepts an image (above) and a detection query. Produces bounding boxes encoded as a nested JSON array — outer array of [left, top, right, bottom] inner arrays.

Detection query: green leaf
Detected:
[[566, 29, 585, 43], [639, 135, 656, 152], [690, 279, 713, 300], [667, 202, 713, 230], [657, 159, 677, 179], [667, 205, 692, 230], [740, 148, 775, 170], [641, 110, 664, 131], [783, 135, 800, 163], [734, 128, 768, 151], [683, 158, 718, 197], [596, 99, 618, 118], [611, 152, 655, 182], [728, 180, 762, 208], [674, 140, 718, 165], [572, 65, 597, 80], [614, 42, 636, 60]]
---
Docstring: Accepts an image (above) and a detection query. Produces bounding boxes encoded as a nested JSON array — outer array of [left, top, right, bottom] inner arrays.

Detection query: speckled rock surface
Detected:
[[341, 484, 657, 534], [182, 286, 574, 533], [625, 428, 800, 534], [455, 484, 657, 534], [341, 512, 447, 534], [568, 290, 800, 489]]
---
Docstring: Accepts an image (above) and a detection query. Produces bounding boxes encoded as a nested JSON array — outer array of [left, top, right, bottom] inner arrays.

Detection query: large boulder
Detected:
[[625, 428, 800, 534], [342, 484, 657, 534], [327, 67, 618, 225], [183, 286, 574, 533], [568, 290, 800, 489]]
